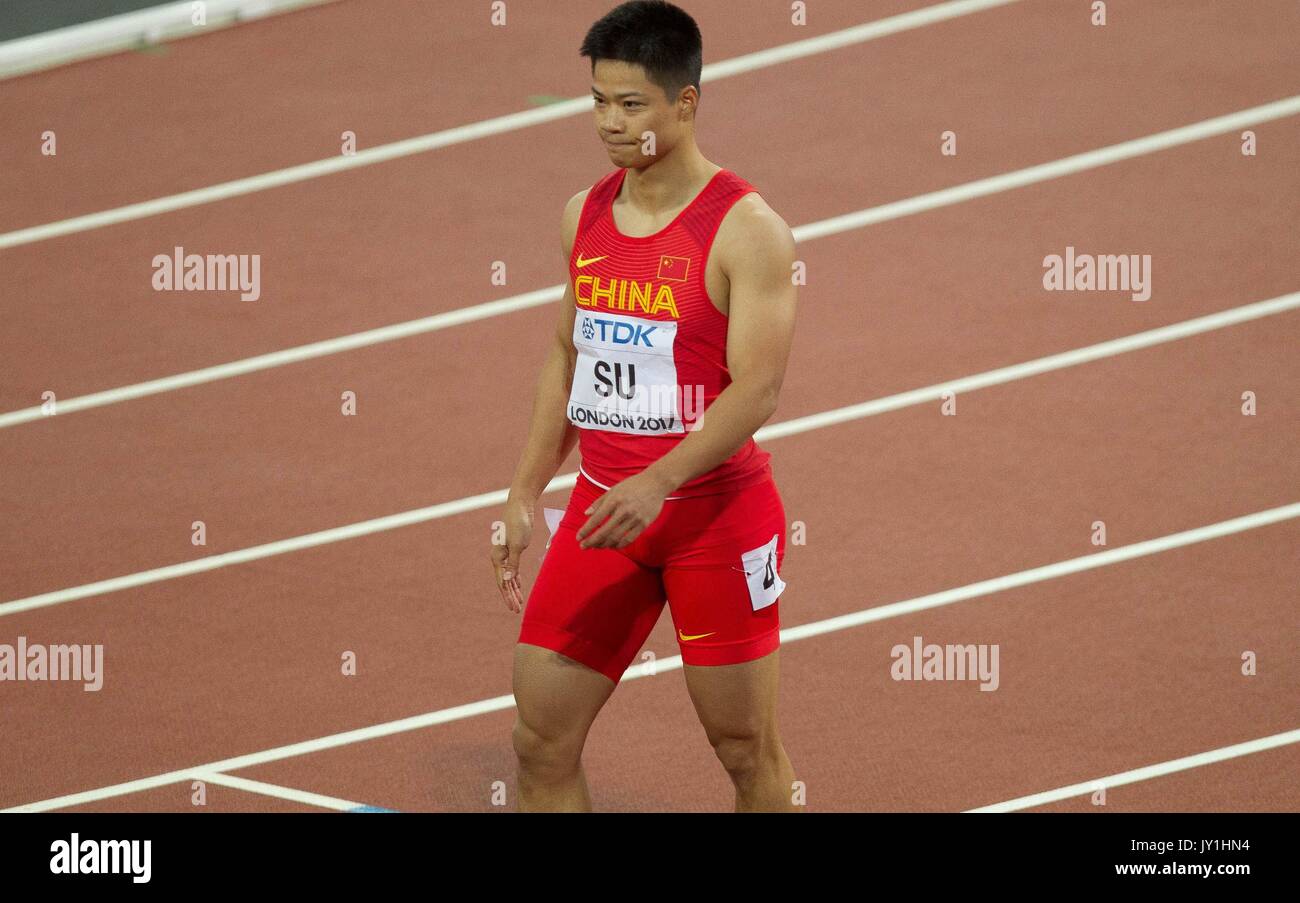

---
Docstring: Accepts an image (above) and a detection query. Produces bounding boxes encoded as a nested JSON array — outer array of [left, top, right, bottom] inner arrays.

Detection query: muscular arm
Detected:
[[506, 192, 585, 505], [492, 190, 584, 610], [642, 198, 798, 493], [576, 198, 797, 549]]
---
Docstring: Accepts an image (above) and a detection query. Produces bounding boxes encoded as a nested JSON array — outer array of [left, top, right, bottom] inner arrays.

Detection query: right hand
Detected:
[[490, 495, 534, 613]]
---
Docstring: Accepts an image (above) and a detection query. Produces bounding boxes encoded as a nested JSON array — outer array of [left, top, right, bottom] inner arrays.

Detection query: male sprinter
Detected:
[[490, 0, 798, 812]]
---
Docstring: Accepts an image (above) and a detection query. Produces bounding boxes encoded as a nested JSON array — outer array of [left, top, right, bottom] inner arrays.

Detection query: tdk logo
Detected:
[[581, 317, 595, 340], [588, 318, 657, 346]]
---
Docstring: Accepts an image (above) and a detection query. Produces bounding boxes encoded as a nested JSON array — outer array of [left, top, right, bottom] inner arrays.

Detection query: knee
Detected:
[[709, 729, 772, 780], [512, 715, 581, 777]]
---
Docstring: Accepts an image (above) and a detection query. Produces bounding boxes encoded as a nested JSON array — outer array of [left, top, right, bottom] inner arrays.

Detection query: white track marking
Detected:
[[0, 286, 564, 428], [796, 94, 1300, 240], [4, 94, 1296, 430], [6, 503, 1295, 813], [6, 695, 519, 812], [0, 0, 1021, 251], [0, 483, 537, 616], [759, 292, 1300, 440], [189, 770, 367, 811], [966, 729, 1300, 812], [776, 503, 1300, 641], [0, 1, 337, 80], [4, 97, 1298, 430], [2, 292, 1297, 617]]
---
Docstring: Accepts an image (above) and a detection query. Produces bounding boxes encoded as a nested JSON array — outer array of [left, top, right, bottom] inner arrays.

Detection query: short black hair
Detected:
[[580, 1, 703, 101]]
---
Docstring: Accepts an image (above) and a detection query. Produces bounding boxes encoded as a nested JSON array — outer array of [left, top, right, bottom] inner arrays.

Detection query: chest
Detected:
[[608, 201, 731, 318]]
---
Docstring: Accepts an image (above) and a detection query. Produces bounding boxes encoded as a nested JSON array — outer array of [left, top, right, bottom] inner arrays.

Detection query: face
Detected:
[[591, 59, 694, 168]]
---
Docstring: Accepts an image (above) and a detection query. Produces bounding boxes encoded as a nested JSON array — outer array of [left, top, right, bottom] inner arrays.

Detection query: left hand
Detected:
[[576, 470, 672, 549]]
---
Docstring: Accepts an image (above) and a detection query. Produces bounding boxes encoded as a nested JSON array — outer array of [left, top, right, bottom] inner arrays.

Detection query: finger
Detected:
[[612, 521, 644, 548], [503, 541, 524, 582], [582, 508, 631, 549], [575, 493, 609, 540], [491, 542, 513, 585], [575, 495, 610, 542], [594, 512, 636, 549], [509, 576, 524, 612], [501, 577, 522, 613], [490, 552, 515, 606], [613, 516, 648, 548], [578, 508, 619, 548]]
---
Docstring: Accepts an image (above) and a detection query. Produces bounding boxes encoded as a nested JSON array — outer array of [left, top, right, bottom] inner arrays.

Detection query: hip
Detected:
[[563, 466, 786, 571], [577, 432, 772, 499]]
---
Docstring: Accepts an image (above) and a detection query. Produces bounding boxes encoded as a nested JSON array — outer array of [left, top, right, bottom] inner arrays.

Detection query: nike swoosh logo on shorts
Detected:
[[678, 630, 716, 642]]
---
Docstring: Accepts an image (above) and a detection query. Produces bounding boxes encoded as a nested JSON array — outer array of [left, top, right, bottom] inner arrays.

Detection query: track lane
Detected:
[[4, 0, 1295, 817], [36, 518, 1299, 812], [2, 320, 1294, 808], [0, 0, 945, 232], [3, 120, 1296, 601], [1025, 744, 1300, 812], [4, 1, 1297, 405]]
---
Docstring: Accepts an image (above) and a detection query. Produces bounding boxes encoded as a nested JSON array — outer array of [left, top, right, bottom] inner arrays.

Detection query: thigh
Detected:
[[681, 647, 782, 746], [659, 476, 787, 670], [517, 477, 667, 686], [512, 642, 617, 756]]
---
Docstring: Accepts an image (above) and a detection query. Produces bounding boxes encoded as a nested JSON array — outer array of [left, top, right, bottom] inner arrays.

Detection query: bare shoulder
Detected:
[[714, 193, 796, 274], [561, 188, 591, 257]]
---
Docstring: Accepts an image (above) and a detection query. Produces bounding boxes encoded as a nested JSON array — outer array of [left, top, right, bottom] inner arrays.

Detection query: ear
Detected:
[[678, 85, 699, 121]]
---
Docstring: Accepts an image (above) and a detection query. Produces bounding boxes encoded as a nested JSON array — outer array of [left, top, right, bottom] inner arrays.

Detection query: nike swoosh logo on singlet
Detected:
[[575, 255, 608, 268]]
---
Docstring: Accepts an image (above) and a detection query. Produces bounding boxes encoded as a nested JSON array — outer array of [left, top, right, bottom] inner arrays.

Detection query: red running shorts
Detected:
[[517, 470, 787, 683]]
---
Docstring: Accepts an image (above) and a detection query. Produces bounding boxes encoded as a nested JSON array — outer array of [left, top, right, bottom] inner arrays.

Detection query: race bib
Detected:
[[740, 534, 785, 612], [567, 310, 684, 435]]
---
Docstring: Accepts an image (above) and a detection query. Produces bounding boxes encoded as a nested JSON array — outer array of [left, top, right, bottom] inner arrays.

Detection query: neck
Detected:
[[621, 138, 719, 213]]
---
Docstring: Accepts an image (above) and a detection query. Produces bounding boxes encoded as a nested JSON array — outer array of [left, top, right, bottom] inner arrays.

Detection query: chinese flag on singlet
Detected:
[[657, 254, 690, 282]]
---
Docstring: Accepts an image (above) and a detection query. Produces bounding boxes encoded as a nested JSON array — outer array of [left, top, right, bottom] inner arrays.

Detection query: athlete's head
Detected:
[[579, 1, 703, 168]]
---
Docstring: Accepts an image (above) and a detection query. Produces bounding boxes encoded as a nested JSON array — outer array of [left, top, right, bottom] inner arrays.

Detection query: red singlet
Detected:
[[519, 167, 790, 681], [564, 167, 773, 497]]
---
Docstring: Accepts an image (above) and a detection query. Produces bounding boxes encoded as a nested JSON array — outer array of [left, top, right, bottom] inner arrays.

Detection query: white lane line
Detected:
[[6, 502, 1295, 813], [759, 292, 1300, 440], [6, 695, 520, 812], [0, 484, 530, 617], [794, 93, 1300, 241], [189, 770, 367, 811], [4, 92, 1296, 430], [3, 291, 1297, 617], [965, 729, 1300, 812], [0, 0, 337, 80], [0, 0, 1022, 251], [0, 286, 563, 428], [777, 502, 1300, 642]]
